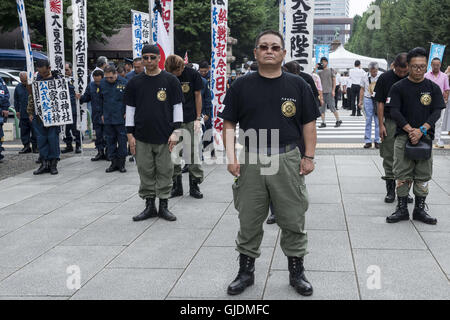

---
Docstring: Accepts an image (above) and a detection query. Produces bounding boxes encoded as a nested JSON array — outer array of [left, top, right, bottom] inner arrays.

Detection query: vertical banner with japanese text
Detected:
[[131, 10, 151, 59], [72, 0, 88, 131], [211, 0, 228, 151], [315, 44, 330, 64], [279, 0, 286, 43], [427, 43, 446, 72], [149, 0, 174, 55], [44, 0, 65, 75], [16, 0, 34, 85], [285, 0, 314, 73]]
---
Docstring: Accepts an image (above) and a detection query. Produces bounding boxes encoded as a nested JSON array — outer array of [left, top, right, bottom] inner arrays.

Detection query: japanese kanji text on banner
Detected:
[[131, 10, 151, 59], [211, 0, 228, 151], [45, 0, 65, 75], [285, 0, 314, 73], [149, 0, 174, 53], [16, 0, 34, 85]]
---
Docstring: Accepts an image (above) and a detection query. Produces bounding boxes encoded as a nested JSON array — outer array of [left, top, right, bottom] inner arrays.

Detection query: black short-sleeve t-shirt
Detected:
[[178, 67, 203, 123], [123, 70, 184, 144], [219, 71, 321, 148], [374, 69, 406, 118], [386, 78, 446, 138]]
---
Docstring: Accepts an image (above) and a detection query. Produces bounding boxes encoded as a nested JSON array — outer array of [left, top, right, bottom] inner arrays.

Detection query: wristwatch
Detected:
[[419, 126, 427, 136], [196, 116, 202, 121]]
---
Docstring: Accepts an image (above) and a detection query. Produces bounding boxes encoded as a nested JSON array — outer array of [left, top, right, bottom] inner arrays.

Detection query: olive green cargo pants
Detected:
[[380, 118, 397, 180]]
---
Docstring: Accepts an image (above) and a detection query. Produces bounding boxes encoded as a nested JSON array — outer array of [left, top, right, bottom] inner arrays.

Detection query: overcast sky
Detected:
[[349, 0, 373, 17]]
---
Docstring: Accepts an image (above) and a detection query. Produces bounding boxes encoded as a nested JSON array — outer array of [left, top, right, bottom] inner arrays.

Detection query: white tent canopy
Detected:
[[328, 45, 388, 71]]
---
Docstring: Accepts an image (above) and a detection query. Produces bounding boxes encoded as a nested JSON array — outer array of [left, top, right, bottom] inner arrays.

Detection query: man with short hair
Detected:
[[0, 75, 10, 163], [221, 30, 320, 297], [386, 47, 446, 225], [359, 62, 382, 149], [349, 60, 366, 116], [126, 57, 144, 81], [91, 56, 108, 82], [62, 62, 82, 154], [425, 57, 450, 148], [14, 72, 37, 154], [317, 57, 341, 128], [124, 58, 133, 74]]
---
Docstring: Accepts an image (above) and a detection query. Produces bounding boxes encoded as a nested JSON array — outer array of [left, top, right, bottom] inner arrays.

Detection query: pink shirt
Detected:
[[425, 71, 450, 94], [312, 73, 322, 91]]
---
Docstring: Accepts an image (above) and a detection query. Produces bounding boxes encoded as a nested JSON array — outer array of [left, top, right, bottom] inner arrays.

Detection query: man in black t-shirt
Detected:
[[385, 47, 446, 225], [165, 55, 204, 200], [124, 44, 184, 223], [374, 53, 412, 204], [220, 30, 320, 297]]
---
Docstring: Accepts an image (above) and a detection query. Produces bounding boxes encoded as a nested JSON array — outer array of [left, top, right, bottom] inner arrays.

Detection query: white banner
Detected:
[[149, 0, 174, 54], [44, 0, 65, 75], [16, 0, 34, 85], [72, 0, 88, 131], [131, 10, 151, 59], [211, 0, 228, 151], [285, 0, 314, 73], [280, 0, 286, 42], [32, 78, 73, 127]]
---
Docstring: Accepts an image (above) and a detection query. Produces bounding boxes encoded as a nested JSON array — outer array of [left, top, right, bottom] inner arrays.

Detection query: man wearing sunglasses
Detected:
[[124, 44, 184, 222], [220, 30, 320, 297]]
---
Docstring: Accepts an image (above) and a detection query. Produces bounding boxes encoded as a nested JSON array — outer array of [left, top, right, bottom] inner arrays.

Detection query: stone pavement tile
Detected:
[[0, 193, 79, 216], [0, 246, 122, 297], [342, 193, 397, 217], [108, 227, 210, 269], [26, 202, 119, 229], [0, 203, 8, 210], [426, 181, 450, 205], [314, 155, 335, 166], [61, 215, 154, 246], [224, 205, 238, 216], [0, 296, 69, 300], [71, 268, 183, 300], [108, 194, 144, 216], [198, 182, 234, 203], [305, 167, 339, 185], [24, 172, 83, 185], [420, 232, 450, 275], [263, 271, 359, 300], [0, 184, 56, 207], [271, 230, 354, 272], [45, 175, 120, 195], [306, 204, 347, 231], [76, 184, 137, 203], [0, 215, 40, 237], [204, 215, 279, 248], [339, 177, 386, 194], [105, 174, 140, 186], [347, 216, 427, 250], [151, 201, 229, 230], [307, 184, 341, 204], [0, 269, 16, 282], [433, 177, 450, 193], [412, 205, 450, 232], [353, 249, 450, 300], [0, 226, 78, 268], [335, 155, 375, 165], [168, 247, 272, 299], [337, 165, 381, 178], [0, 177, 32, 192]]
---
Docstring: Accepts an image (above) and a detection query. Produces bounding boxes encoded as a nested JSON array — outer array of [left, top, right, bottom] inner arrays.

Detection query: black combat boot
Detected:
[[412, 196, 437, 225], [288, 256, 313, 296], [170, 175, 183, 198], [386, 196, 409, 223], [19, 145, 32, 154], [75, 144, 82, 154], [49, 159, 58, 175], [118, 158, 127, 173], [61, 144, 74, 154], [407, 194, 414, 203], [384, 179, 396, 203], [105, 159, 118, 173], [132, 198, 158, 221], [32, 145, 38, 154], [33, 160, 50, 175], [158, 199, 177, 221], [227, 254, 255, 295], [91, 149, 106, 162], [189, 174, 203, 199]]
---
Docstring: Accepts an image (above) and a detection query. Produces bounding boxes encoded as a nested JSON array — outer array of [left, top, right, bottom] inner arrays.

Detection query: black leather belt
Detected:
[[246, 143, 298, 156]]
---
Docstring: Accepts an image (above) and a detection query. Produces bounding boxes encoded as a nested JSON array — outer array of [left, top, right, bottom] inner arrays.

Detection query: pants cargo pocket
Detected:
[[232, 177, 240, 211]]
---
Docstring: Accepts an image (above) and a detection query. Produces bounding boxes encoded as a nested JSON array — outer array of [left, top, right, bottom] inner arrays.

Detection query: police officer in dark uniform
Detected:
[[61, 62, 82, 154], [220, 30, 320, 297], [386, 47, 446, 225], [77, 69, 106, 161], [0, 75, 10, 163], [100, 65, 128, 173], [27, 59, 61, 175]]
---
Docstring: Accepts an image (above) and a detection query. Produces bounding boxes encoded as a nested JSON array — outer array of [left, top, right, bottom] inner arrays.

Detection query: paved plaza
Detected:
[[0, 154, 449, 300]]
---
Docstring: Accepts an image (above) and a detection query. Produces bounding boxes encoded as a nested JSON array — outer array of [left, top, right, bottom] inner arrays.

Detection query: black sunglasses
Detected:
[[256, 44, 283, 52], [143, 55, 158, 61]]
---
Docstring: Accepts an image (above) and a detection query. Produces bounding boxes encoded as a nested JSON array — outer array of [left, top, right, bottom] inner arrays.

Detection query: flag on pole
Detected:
[[16, 0, 34, 85], [184, 51, 189, 64], [44, 0, 65, 75], [151, 3, 171, 70]]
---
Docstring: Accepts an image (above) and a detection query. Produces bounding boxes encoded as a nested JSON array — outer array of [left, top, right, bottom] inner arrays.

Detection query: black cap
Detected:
[[142, 44, 160, 55], [320, 57, 328, 62], [124, 58, 133, 64], [35, 59, 50, 68]]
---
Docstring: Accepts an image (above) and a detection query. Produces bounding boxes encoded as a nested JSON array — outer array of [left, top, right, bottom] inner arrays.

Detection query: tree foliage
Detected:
[[346, 0, 450, 68]]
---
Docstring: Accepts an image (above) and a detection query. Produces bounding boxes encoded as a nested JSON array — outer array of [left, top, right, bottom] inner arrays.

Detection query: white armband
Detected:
[[126, 105, 135, 127], [173, 103, 183, 123]]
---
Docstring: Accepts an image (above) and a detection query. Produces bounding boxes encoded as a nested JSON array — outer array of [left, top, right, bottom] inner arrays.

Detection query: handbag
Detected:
[[405, 137, 432, 161]]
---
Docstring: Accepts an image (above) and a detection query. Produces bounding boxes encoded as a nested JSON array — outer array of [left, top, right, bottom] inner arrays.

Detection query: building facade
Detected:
[[313, 0, 352, 46]]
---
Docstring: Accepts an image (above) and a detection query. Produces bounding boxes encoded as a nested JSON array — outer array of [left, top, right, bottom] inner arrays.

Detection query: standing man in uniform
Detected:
[[124, 44, 184, 222], [165, 55, 204, 199], [221, 30, 320, 297], [14, 72, 37, 154], [77, 70, 106, 161], [126, 57, 144, 81], [375, 53, 412, 203], [100, 65, 128, 173], [317, 57, 341, 128], [27, 59, 61, 175], [0, 75, 10, 163], [349, 60, 366, 116], [386, 47, 446, 225]]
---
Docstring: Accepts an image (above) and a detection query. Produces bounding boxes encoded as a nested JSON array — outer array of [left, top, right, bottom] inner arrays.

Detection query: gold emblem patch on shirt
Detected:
[[420, 94, 432, 106], [182, 83, 190, 93], [281, 101, 296, 118], [157, 90, 167, 102]]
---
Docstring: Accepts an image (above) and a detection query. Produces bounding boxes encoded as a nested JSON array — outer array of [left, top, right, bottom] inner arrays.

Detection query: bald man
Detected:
[[14, 72, 37, 154]]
